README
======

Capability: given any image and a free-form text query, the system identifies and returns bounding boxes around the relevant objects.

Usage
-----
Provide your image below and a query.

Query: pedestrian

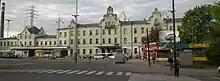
[143,46,147,62]
[152,52,156,64]
[168,56,173,70]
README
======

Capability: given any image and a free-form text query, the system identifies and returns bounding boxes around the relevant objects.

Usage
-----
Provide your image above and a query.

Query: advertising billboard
[159,30,180,43]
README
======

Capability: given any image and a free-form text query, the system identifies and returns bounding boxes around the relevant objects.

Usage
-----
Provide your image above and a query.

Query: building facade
[0,6,182,57]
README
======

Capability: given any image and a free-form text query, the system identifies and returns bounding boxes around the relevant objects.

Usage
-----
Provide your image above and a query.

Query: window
[60,40,62,44]
[177,25,181,31]
[45,41,47,45]
[78,31,80,36]
[108,38,111,44]
[96,39,98,44]
[83,39,86,44]
[124,38,127,44]
[15,41,17,45]
[103,39,105,44]
[89,49,92,54]
[0,42,2,46]
[29,41,32,45]
[96,49,99,53]
[90,39,92,44]
[89,30,92,35]
[141,27,144,33]
[83,30,86,36]
[25,35,27,39]
[59,32,62,37]
[134,48,137,54]
[114,29,117,34]
[54,41,56,45]
[7,42,10,46]
[134,28,137,33]
[71,31,73,36]
[41,41,43,45]
[24,41,26,45]
[20,36,22,39]
[134,37,137,43]
[114,38,117,43]
[64,40,67,44]
[11,41,13,45]
[96,30,98,35]
[170,26,172,30]
[108,29,111,35]
[83,49,86,54]
[49,41,52,45]
[64,32,67,37]
[103,29,105,35]
[124,28,127,34]
[71,39,74,44]
[36,41,38,45]
[78,39,80,44]
[78,49,80,54]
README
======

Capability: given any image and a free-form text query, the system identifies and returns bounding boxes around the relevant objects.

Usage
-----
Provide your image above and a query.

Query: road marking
[125,72,132,76]
[66,70,80,74]
[85,71,96,75]
[106,72,114,75]
[212,77,220,80]
[47,70,63,73]
[116,72,123,75]
[96,71,104,75]
[29,69,46,73]
[38,69,55,73]
[76,71,88,74]
[56,70,72,74]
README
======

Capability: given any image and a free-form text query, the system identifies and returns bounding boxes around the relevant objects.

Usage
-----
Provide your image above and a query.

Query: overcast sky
[3,0,219,37]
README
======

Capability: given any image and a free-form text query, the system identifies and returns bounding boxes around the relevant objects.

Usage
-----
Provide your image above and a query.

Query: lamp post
[73,0,79,63]
[171,0,179,77]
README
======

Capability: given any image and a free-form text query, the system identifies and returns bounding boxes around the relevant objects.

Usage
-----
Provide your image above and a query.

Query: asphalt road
[0,58,219,81]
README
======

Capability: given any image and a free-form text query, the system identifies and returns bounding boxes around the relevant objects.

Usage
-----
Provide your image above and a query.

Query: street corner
[128,73,201,81]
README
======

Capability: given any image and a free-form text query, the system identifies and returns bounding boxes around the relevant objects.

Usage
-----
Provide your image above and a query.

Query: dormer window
[25,32,27,34]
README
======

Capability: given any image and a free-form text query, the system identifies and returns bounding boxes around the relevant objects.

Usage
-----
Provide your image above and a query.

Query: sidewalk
[120,59,220,77]
[128,73,200,81]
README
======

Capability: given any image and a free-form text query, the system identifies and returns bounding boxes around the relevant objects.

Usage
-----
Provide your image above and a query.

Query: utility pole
[6,19,12,38]
[146,28,151,67]
[171,0,179,77]
[56,14,64,46]
[26,5,39,27]
[26,5,39,46]
[120,23,122,49]
[130,21,134,58]
[72,0,79,63]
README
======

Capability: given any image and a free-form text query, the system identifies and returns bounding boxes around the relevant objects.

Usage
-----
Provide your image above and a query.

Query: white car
[94,55,104,59]
[217,66,220,73]
[109,55,115,59]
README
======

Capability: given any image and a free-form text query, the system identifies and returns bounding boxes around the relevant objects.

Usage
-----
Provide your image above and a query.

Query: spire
[107,6,113,14]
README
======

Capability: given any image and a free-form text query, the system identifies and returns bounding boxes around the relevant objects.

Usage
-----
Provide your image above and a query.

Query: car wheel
[218,69,220,74]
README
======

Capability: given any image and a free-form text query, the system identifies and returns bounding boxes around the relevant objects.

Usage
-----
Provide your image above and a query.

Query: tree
[204,2,220,65]
[149,27,161,42]
[179,5,213,43]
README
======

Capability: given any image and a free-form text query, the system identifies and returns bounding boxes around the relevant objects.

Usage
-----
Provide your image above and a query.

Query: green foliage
[149,27,161,42]
[179,4,213,43]
[204,40,220,65]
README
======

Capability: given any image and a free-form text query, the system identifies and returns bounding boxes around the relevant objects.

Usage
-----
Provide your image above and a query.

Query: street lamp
[171,0,179,77]
[72,0,79,63]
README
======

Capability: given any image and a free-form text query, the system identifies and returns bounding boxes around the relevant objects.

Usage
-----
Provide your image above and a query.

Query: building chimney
[0,2,5,38]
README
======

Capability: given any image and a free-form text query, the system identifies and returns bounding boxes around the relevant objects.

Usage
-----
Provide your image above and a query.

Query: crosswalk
[0,69,132,76]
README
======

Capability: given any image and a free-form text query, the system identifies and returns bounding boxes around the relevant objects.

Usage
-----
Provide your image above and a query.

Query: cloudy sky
[3,0,219,37]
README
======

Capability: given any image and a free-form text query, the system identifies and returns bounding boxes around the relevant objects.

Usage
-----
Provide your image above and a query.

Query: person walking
[168,56,173,70]
[152,52,156,64]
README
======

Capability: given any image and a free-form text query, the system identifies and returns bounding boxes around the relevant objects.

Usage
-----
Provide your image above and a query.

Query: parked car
[94,55,104,59]
[217,66,220,73]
